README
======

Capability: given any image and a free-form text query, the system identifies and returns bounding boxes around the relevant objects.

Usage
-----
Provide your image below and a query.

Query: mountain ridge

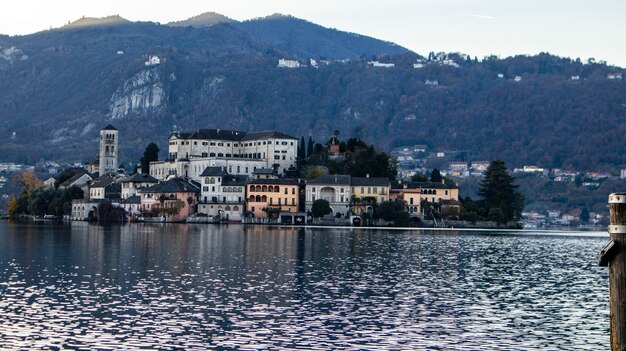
[0,16,623,172]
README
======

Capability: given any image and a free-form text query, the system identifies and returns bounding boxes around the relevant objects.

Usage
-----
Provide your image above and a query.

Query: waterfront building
[197,167,247,222]
[121,173,159,199]
[58,170,93,191]
[89,175,120,201]
[139,177,200,222]
[306,175,351,218]
[120,195,142,216]
[150,129,297,181]
[350,176,391,215]
[391,181,460,217]
[70,198,110,221]
[246,178,299,219]
[99,125,118,176]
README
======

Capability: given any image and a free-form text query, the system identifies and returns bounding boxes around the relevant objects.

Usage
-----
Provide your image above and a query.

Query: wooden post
[608,192,626,351]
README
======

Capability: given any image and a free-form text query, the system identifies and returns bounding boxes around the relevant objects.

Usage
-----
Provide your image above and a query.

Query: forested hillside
[0,15,624,171]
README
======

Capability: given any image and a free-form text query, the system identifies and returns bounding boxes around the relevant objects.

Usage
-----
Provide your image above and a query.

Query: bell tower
[99,124,118,175]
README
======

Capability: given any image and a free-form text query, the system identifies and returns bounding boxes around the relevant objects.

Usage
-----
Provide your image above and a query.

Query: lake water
[0,222,611,350]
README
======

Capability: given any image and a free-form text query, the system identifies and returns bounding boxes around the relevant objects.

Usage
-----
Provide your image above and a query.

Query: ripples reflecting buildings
[0,222,611,350]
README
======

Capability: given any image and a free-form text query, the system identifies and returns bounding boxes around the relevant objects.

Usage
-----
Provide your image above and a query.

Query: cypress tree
[307,136,314,157]
[299,136,306,159]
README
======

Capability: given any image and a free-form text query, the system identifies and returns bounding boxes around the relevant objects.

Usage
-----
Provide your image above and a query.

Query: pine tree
[430,169,443,183]
[298,136,306,159]
[478,160,524,223]
[140,142,160,174]
[307,136,314,157]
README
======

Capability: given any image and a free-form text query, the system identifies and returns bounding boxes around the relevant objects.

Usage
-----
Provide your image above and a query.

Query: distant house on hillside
[277,59,301,68]
[367,61,395,68]
[145,55,161,66]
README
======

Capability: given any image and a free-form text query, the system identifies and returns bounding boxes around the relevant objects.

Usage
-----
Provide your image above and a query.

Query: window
[282,156,285,160]
[312,187,316,192]
[284,188,288,194]
[290,142,294,145]
[218,143,224,146]
[268,141,272,144]
[275,156,280,160]
[445,190,449,195]
[269,198,273,205]
[312,195,315,201]
[368,187,371,194]
[194,142,197,145]
[291,198,295,205]
[410,197,414,205]
[282,141,288,145]
[278,198,281,205]
[373,187,378,194]
[292,188,295,195]
[340,188,344,193]
[210,142,216,146]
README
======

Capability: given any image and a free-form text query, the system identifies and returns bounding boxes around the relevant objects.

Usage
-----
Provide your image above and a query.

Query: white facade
[305,175,352,217]
[99,125,118,175]
[150,129,297,181]
[367,61,395,68]
[197,169,246,222]
[277,59,301,68]
[621,169,626,179]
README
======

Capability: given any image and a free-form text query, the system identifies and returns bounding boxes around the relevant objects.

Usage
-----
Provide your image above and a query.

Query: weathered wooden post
[599,192,626,351]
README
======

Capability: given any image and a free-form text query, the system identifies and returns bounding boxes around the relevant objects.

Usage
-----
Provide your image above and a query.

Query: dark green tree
[411,173,429,182]
[580,207,590,223]
[140,142,160,174]
[307,136,314,158]
[430,169,443,183]
[311,199,332,218]
[478,160,524,223]
[299,136,306,159]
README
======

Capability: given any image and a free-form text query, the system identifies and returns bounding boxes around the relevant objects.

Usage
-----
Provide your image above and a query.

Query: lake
[0,221,611,350]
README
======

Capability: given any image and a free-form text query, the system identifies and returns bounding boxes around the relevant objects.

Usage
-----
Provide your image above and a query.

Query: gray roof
[351,177,391,187]
[223,175,248,186]
[253,168,275,175]
[123,173,159,183]
[91,175,116,188]
[122,195,141,204]
[102,124,118,131]
[142,178,200,194]
[60,172,92,187]
[170,129,297,141]
[392,181,458,190]
[241,131,297,141]
[200,166,228,177]
[308,174,351,185]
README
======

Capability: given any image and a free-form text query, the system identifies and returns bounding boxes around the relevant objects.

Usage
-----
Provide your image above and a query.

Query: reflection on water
[0,222,610,350]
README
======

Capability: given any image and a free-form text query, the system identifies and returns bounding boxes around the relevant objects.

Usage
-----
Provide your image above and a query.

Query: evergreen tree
[478,160,524,223]
[430,169,443,183]
[307,136,314,157]
[140,142,160,174]
[299,136,306,159]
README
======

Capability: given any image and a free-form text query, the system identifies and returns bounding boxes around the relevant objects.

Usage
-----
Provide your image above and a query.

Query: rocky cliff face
[108,68,165,120]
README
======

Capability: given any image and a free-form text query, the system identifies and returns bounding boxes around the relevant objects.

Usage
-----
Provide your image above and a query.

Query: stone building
[306,175,352,218]
[99,125,118,175]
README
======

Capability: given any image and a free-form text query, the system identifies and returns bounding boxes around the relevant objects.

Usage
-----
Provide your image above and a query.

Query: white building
[367,61,395,68]
[621,169,626,179]
[150,129,298,181]
[514,76,522,82]
[121,173,159,199]
[277,59,301,68]
[145,55,160,66]
[448,162,468,171]
[471,161,491,172]
[99,124,118,176]
[306,175,351,217]
[70,199,109,221]
[197,166,247,222]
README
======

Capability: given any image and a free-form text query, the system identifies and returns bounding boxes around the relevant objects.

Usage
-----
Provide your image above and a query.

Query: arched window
[249,195,255,202]
[268,185,273,192]
[262,185,268,192]
[225,206,231,211]
[275,186,280,193]
[237,166,241,173]
[233,206,239,211]
[255,195,262,202]
[262,195,267,202]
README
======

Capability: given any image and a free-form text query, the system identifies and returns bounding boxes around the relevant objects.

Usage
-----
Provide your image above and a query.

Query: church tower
[99,124,118,175]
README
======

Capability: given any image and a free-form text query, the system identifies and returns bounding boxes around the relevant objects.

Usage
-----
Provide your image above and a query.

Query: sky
[1,0,625,67]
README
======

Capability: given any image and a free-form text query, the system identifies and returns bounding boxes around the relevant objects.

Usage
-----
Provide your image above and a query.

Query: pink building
[140,178,200,222]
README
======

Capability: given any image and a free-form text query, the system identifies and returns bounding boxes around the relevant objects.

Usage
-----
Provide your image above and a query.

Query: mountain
[0,15,624,173]
[238,14,408,59]
[167,12,235,27]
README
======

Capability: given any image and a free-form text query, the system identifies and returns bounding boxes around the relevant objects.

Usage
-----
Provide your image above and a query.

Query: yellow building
[390,181,460,217]
[350,177,391,215]
[246,179,300,218]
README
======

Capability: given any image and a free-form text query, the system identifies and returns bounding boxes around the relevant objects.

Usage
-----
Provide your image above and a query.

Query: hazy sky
[1,0,625,66]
